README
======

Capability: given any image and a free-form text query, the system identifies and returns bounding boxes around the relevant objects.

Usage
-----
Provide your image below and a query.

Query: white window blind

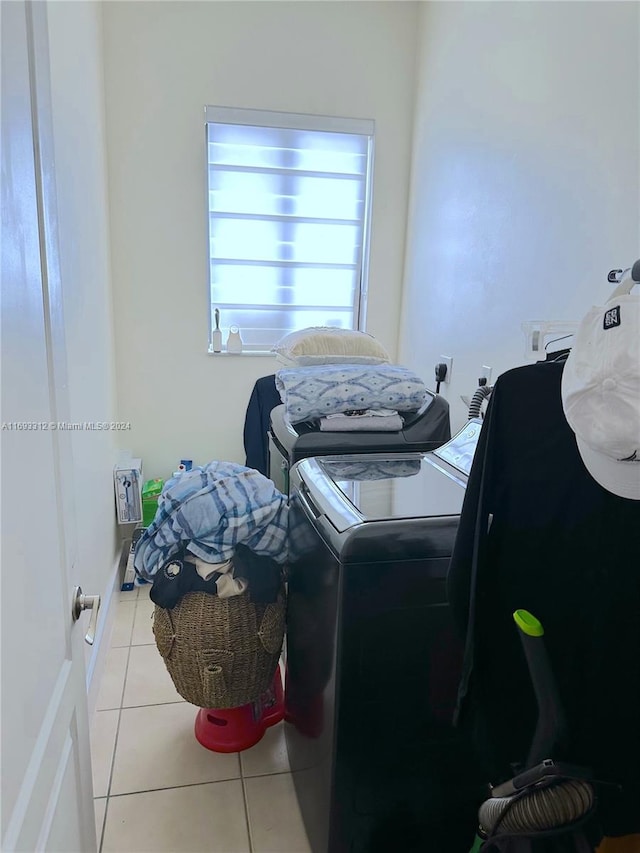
[205,107,374,352]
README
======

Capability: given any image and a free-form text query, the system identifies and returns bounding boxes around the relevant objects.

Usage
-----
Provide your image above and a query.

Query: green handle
[512,608,566,766]
[513,608,544,637]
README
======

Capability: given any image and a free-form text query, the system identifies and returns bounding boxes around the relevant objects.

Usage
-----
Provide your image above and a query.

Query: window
[205,107,375,352]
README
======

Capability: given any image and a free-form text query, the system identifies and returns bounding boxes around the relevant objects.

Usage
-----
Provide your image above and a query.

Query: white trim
[85,547,124,716]
[204,105,374,137]
[357,134,375,330]
[207,348,278,357]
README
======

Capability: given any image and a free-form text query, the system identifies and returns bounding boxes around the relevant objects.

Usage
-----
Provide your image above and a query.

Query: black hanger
[545,349,571,363]
[543,334,572,362]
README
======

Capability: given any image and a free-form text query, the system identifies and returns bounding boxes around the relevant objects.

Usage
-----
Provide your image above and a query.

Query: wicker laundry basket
[152,587,286,709]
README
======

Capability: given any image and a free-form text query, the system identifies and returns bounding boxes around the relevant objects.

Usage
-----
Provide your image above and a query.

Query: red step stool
[194,668,284,753]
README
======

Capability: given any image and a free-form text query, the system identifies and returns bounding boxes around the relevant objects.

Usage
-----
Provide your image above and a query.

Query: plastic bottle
[226,326,243,353]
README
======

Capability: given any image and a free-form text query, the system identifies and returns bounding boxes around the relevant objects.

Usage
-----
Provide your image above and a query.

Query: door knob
[72,586,101,646]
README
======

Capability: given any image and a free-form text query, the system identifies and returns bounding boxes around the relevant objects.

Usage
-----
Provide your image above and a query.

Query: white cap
[561,275,640,500]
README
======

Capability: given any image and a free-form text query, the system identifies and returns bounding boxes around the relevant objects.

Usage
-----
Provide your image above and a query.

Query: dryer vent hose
[468,384,493,420]
[478,778,594,837]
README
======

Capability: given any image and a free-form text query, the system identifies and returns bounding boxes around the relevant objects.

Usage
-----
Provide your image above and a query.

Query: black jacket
[447,361,640,837]
[243,374,282,475]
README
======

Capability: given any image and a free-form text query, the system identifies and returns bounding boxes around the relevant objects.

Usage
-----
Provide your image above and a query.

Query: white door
[1,1,96,850]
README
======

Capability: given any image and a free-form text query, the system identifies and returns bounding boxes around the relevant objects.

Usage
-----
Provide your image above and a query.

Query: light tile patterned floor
[92,584,311,853]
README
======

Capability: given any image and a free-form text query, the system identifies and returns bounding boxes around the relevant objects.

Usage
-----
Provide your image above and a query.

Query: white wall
[400,1,639,432]
[101,0,419,479]
[47,2,119,610]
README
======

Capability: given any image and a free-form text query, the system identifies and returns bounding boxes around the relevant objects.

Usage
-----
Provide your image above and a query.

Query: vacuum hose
[468,383,492,419]
[476,611,595,846]
[478,778,594,836]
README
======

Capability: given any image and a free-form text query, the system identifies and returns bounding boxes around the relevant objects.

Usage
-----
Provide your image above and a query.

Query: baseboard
[85,544,127,717]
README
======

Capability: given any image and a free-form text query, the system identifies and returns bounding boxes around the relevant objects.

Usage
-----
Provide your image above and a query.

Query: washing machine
[284,420,485,853]
[268,390,451,494]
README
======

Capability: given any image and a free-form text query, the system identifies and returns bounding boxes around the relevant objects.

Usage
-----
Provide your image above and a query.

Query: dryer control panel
[432,418,483,477]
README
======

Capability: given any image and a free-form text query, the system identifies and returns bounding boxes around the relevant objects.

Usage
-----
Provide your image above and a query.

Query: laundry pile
[148,544,282,609]
[133,460,288,606]
[275,362,429,432]
[269,325,429,433]
[134,462,288,709]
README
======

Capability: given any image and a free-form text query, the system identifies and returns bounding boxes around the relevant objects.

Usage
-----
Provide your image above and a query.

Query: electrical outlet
[481,365,492,384]
[439,355,453,384]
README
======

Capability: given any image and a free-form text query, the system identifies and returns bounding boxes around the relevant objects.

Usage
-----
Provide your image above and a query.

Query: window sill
[207,349,276,357]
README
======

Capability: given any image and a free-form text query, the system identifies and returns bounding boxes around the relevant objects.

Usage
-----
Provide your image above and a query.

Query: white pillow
[272,327,390,366]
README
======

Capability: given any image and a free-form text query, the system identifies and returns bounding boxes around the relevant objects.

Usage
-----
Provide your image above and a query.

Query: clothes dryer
[269,391,451,494]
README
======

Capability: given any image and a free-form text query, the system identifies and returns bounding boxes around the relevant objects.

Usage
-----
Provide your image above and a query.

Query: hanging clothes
[447,361,640,838]
[243,374,282,475]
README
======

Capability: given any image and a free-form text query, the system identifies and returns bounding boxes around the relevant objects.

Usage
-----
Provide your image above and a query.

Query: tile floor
[91,583,311,853]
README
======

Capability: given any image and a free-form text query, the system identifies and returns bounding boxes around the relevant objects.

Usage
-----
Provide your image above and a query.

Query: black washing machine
[284,420,485,852]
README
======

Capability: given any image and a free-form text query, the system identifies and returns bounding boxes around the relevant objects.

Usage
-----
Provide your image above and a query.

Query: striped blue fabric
[134,461,288,579]
[322,458,422,480]
[275,363,427,424]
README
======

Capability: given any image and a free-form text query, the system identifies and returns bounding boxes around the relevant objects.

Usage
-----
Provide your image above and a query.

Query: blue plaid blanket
[275,363,427,424]
[134,461,288,579]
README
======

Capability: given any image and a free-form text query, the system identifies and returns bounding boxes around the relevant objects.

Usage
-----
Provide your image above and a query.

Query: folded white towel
[324,407,399,419]
[319,412,403,432]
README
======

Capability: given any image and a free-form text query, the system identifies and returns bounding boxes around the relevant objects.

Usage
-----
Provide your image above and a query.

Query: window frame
[204,105,375,354]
